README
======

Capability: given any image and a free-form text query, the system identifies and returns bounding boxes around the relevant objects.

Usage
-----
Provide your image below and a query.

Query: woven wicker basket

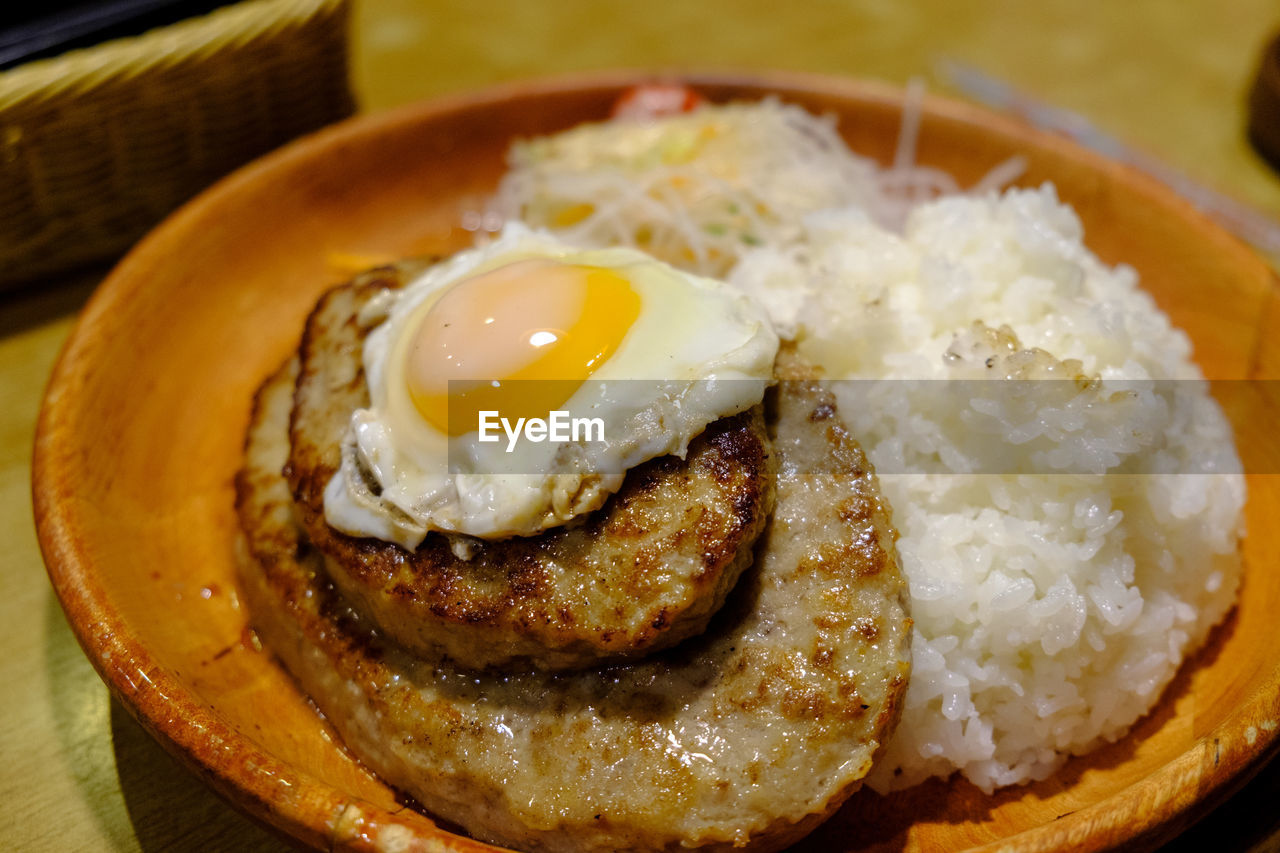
[0,0,354,287]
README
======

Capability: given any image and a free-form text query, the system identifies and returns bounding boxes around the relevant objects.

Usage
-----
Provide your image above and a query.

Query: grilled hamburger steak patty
[287,268,776,672]
[239,356,912,852]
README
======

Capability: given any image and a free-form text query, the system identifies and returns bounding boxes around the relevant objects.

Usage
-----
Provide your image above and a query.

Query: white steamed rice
[730,188,1245,792]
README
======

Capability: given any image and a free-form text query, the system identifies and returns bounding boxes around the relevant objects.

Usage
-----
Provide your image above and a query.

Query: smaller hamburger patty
[238,356,911,852]
[287,267,775,671]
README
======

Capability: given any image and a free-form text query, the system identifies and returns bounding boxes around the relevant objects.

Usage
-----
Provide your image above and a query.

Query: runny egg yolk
[405,257,642,436]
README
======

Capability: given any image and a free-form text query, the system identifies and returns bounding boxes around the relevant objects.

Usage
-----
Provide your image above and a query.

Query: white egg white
[325,224,779,547]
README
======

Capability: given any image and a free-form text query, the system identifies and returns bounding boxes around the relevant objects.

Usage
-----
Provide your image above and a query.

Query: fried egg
[325,225,778,547]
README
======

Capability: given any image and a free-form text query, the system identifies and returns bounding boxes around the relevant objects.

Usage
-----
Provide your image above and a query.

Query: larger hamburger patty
[238,355,912,852]
[286,267,775,672]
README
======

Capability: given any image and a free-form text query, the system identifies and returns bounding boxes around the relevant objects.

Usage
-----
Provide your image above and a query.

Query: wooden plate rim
[31,68,1280,852]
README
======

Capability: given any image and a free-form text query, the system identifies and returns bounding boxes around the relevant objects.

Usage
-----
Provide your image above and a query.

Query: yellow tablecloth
[6,1,1280,849]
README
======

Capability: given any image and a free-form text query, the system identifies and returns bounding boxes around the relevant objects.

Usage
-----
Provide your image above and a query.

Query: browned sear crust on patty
[286,267,775,671]
[238,355,911,853]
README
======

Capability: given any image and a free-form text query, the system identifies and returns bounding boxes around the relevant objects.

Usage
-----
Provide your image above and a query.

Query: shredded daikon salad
[487,85,1025,274]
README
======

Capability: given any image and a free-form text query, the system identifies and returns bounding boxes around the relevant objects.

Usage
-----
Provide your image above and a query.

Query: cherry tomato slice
[612,83,705,120]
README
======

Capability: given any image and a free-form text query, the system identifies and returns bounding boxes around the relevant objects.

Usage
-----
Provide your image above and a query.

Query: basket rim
[0,0,348,108]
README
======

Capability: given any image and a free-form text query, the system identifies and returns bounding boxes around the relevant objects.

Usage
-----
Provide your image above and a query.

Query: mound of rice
[731,188,1245,792]
[490,100,1247,793]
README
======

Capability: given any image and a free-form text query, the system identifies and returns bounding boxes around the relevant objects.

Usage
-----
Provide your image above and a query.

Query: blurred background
[353,0,1280,218]
[4,0,1280,850]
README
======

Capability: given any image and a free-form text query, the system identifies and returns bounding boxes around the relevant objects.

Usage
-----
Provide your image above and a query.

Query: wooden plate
[32,70,1280,852]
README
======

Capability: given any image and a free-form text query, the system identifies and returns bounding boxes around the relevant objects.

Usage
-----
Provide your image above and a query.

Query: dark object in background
[0,0,354,289]
[1250,31,1280,173]
[0,0,238,70]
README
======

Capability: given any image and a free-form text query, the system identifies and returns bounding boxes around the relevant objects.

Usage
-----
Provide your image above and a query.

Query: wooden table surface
[6,1,1280,850]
